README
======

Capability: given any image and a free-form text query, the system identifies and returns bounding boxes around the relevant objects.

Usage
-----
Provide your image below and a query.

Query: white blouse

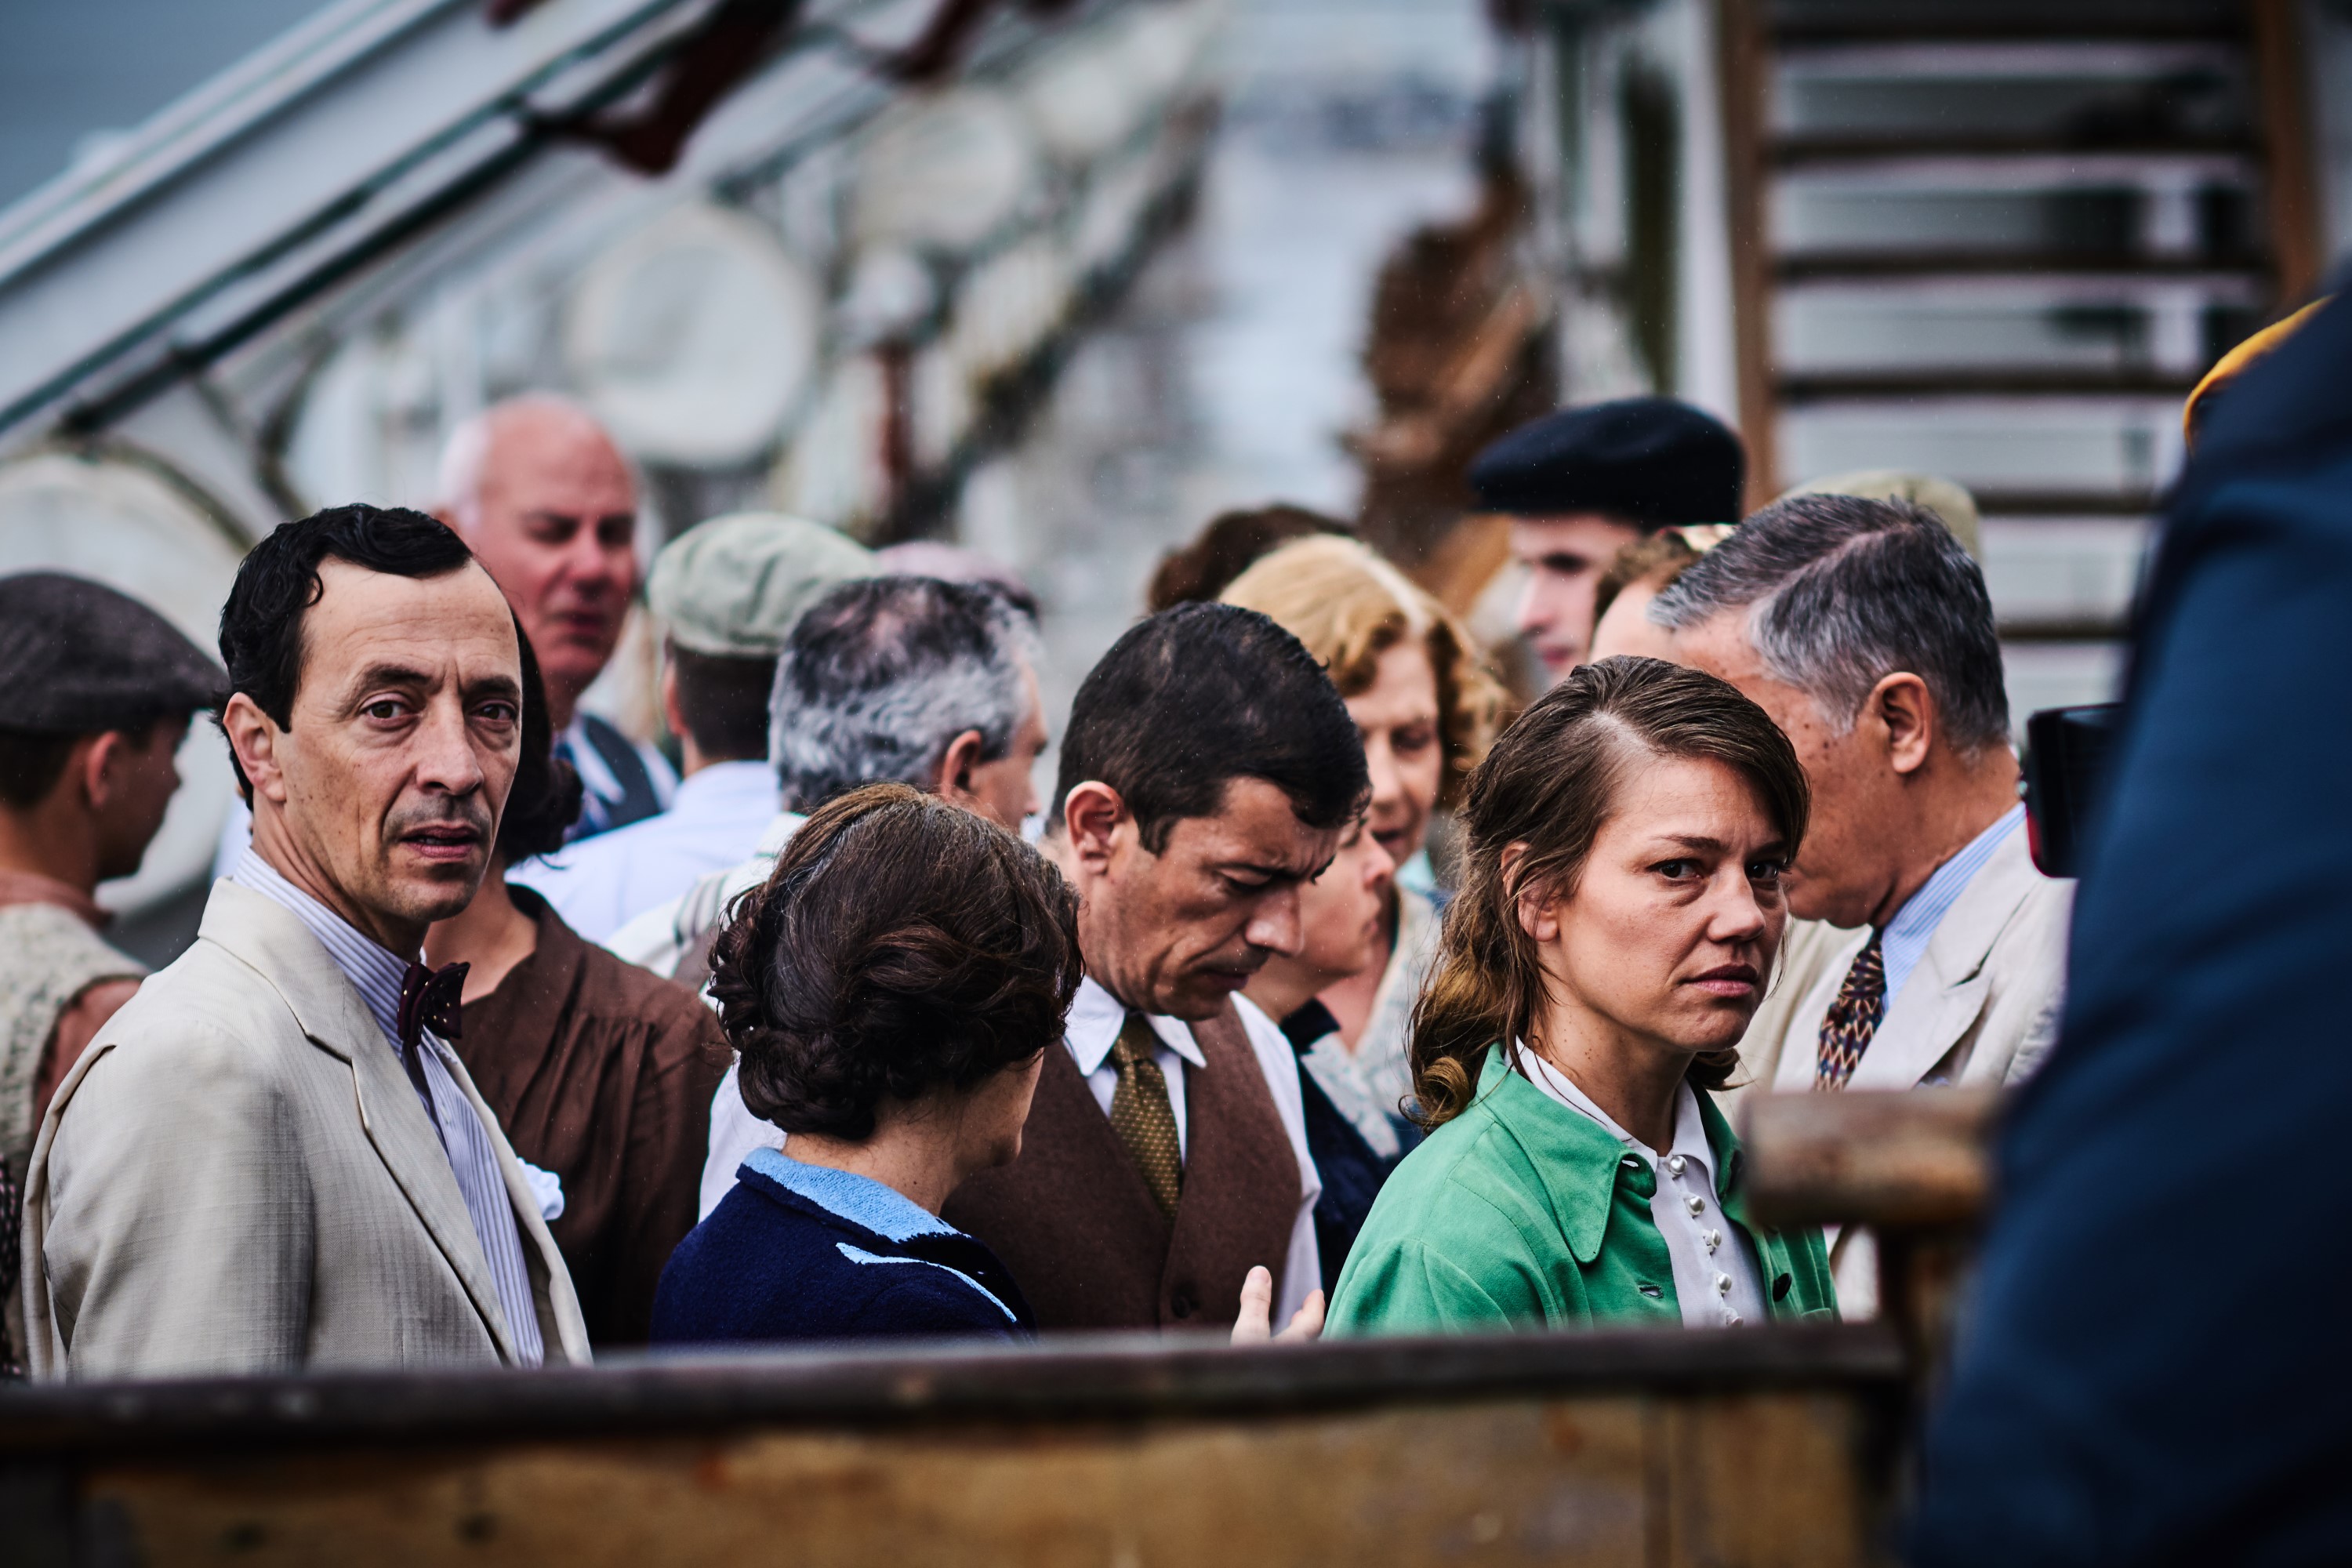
[1515,1048,1768,1329]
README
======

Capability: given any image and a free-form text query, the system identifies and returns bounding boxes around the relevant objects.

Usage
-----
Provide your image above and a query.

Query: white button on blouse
[1515,1047,1770,1330]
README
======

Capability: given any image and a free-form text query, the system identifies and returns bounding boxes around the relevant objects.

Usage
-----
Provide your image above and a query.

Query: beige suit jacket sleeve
[34,1022,314,1377]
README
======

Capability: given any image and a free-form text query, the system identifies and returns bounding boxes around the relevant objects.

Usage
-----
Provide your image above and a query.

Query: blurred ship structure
[8,0,2352,948]
[0,0,1225,951]
[1480,0,2352,713]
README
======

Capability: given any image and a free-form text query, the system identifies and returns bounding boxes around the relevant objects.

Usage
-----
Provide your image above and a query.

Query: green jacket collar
[1468,1045,1750,1264]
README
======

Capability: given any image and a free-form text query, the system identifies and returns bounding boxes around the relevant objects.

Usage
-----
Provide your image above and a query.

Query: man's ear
[658,660,688,742]
[75,732,124,811]
[221,692,291,806]
[1061,780,1127,873]
[934,728,986,805]
[1500,842,1559,942]
[1869,672,1936,777]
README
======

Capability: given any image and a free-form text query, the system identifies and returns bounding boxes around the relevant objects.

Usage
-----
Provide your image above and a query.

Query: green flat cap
[1780,469,1981,560]
[648,512,878,657]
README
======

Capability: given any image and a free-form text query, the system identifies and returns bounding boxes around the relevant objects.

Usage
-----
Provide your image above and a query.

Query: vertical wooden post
[1715,0,1777,510]
[2249,0,2323,309]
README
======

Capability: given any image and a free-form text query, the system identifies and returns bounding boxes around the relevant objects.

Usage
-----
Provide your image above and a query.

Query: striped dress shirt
[230,851,544,1365]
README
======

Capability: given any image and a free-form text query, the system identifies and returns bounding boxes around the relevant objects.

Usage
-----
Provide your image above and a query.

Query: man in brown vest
[946,603,1371,1334]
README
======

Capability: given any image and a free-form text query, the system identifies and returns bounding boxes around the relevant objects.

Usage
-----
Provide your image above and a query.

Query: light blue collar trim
[1881,805,2023,1007]
[835,1244,1018,1323]
[745,1146,956,1243]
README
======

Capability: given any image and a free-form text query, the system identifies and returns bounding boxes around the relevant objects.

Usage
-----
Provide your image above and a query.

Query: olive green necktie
[1109,1012,1183,1219]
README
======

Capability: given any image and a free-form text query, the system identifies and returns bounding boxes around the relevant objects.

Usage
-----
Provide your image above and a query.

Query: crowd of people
[0,372,2088,1377]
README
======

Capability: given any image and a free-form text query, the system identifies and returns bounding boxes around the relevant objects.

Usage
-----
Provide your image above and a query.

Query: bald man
[437,396,674,840]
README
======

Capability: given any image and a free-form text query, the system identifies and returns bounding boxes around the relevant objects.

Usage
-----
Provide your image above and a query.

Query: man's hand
[1230,1265,1326,1345]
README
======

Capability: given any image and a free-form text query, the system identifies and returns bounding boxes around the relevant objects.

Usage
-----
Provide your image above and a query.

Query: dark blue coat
[1908,294,2352,1565]
[652,1148,1035,1347]
[1280,1000,1419,1296]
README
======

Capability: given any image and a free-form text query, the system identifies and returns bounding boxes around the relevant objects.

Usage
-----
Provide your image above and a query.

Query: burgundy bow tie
[397,961,469,1048]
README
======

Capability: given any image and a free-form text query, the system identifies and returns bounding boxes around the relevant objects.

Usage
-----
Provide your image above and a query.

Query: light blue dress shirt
[512,760,780,942]
[1879,806,2025,1010]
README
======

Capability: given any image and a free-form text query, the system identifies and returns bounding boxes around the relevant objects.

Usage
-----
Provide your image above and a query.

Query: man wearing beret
[1469,396,1746,682]
[0,572,227,1377]
[513,513,877,943]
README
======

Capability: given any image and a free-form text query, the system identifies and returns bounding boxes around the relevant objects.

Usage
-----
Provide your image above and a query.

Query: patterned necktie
[1814,935,1886,1092]
[397,960,469,1110]
[1108,1013,1184,1219]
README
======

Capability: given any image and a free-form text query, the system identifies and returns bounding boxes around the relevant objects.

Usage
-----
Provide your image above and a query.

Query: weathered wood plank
[78,1392,1875,1567]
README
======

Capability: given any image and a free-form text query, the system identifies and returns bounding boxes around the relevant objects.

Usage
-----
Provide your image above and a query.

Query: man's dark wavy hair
[498,624,585,864]
[1051,601,1370,851]
[707,782,1083,1141]
[216,504,475,798]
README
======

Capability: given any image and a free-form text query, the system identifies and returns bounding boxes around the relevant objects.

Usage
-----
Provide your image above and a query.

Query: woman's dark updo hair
[496,621,585,864]
[707,782,1083,1141]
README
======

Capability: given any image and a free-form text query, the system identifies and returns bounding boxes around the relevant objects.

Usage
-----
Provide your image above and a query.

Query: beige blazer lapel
[201,883,520,1362]
[1846,829,2039,1092]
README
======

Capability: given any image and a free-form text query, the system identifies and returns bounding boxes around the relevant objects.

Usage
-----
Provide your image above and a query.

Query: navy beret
[0,572,228,733]
[1469,397,1745,527]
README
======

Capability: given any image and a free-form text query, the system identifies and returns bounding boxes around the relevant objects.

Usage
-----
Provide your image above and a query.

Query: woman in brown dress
[426,630,728,1346]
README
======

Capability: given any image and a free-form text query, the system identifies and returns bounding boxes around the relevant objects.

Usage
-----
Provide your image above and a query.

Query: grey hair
[1647,493,2010,752]
[769,575,1038,810]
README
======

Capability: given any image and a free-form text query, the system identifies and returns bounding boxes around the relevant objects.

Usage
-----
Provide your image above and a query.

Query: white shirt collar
[1065,975,1207,1074]
[753,810,806,856]
[670,759,782,814]
[1517,1044,1715,1178]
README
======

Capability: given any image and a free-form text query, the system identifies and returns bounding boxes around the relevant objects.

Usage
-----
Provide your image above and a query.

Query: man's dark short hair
[0,728,86,811]
[1054,602,1370,852]
[498,624,585,864]
[670,644,775,764]
[0,719,184,811]
[1650,493,2011,752]
[216,505,476,795]
[710,782,1082,1142]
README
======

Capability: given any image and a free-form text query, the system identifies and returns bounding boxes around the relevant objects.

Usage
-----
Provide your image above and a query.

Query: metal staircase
[1718,0,2322,681]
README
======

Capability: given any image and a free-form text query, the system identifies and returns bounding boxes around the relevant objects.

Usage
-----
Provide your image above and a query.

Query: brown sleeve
[34,975,141,1131]
[608,997,730,1343]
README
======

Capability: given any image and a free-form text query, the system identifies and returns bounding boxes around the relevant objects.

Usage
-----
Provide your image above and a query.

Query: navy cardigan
[1279,1000,1419,1296]
[652,1148,1035,1346]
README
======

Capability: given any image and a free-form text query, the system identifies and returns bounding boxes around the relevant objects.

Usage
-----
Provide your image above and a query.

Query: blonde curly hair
[1221,534,1506,810]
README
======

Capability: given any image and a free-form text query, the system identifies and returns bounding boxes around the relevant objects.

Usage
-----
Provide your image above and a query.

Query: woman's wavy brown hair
[1221,534,1506,811]
[1409,656,1809,1128]
[706,782,1083,1141]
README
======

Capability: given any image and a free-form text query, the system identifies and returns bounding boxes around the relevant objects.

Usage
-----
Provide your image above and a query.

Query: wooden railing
[0,1091,1999,1568]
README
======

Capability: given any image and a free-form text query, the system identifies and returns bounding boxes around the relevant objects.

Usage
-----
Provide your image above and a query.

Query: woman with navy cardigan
[652,783,1080,1345]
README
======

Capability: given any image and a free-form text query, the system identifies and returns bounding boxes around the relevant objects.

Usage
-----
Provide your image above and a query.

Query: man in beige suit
[22,504,590,1377]
[1653,492,2070,1316]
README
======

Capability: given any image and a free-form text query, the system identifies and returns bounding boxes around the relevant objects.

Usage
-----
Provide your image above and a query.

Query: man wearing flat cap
[1470,396,1746,682]
[513,512,877,943]
[0,572,226,1377]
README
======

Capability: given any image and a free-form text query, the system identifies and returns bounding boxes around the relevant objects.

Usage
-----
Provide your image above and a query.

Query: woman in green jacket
[1327,658,1836,1335]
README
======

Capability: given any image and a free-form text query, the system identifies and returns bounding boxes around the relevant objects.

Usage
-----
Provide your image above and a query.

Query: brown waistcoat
[943,1003,1299,1331]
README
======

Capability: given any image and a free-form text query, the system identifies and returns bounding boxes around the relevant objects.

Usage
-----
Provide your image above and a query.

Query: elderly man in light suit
[1655,492,2070,1318]
[21,504,590,1377]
